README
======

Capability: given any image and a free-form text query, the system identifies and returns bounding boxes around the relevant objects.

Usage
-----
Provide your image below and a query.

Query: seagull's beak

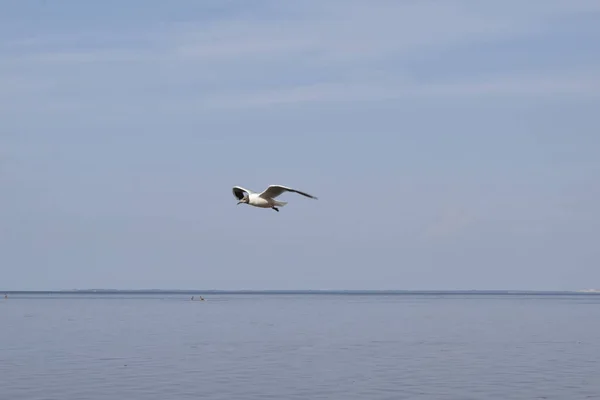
[237,200,243,205]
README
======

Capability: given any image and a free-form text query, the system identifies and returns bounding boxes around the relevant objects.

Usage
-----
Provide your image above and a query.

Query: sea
[1,291,599,399]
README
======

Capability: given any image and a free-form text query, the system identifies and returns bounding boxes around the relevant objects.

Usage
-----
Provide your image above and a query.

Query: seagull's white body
[232,184,318,212]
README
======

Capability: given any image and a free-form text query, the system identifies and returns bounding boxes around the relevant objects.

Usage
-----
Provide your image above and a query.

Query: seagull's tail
[274,200,288,207]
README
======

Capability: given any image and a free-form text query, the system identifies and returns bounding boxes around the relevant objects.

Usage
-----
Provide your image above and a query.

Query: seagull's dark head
[237,196,249,205]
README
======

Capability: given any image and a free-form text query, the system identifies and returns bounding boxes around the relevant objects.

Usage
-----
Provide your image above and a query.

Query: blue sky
[1,0,599,291]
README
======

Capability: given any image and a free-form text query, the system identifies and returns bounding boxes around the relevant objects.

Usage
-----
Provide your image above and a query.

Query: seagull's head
[237,196,249,205]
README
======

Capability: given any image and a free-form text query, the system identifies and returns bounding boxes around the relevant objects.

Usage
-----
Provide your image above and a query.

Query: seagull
[232,184,318,212]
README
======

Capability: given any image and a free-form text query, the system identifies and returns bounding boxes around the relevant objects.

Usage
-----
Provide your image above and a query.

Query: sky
[1,0,599,291]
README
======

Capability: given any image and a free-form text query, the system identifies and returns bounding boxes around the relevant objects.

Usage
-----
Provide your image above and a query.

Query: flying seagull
[232,184,318,212]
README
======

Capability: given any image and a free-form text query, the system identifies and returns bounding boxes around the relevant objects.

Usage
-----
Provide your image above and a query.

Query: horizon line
[2,288,600,294]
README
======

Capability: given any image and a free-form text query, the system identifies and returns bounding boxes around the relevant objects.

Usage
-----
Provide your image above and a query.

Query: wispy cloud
[423,206,474,240]
[196,71,600,110]
[1,0,599,115]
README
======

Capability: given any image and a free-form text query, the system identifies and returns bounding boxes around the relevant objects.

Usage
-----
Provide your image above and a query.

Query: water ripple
[1,294,600,399]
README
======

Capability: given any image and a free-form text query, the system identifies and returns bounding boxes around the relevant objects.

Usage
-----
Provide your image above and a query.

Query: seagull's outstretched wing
[259,185,318,200]
[232,186,253,200]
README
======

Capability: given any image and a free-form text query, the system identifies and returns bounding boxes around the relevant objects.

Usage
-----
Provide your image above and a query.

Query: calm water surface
[1,294,599,399]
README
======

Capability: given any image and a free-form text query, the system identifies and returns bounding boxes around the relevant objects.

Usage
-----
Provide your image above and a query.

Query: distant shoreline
[2,289,600,295]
